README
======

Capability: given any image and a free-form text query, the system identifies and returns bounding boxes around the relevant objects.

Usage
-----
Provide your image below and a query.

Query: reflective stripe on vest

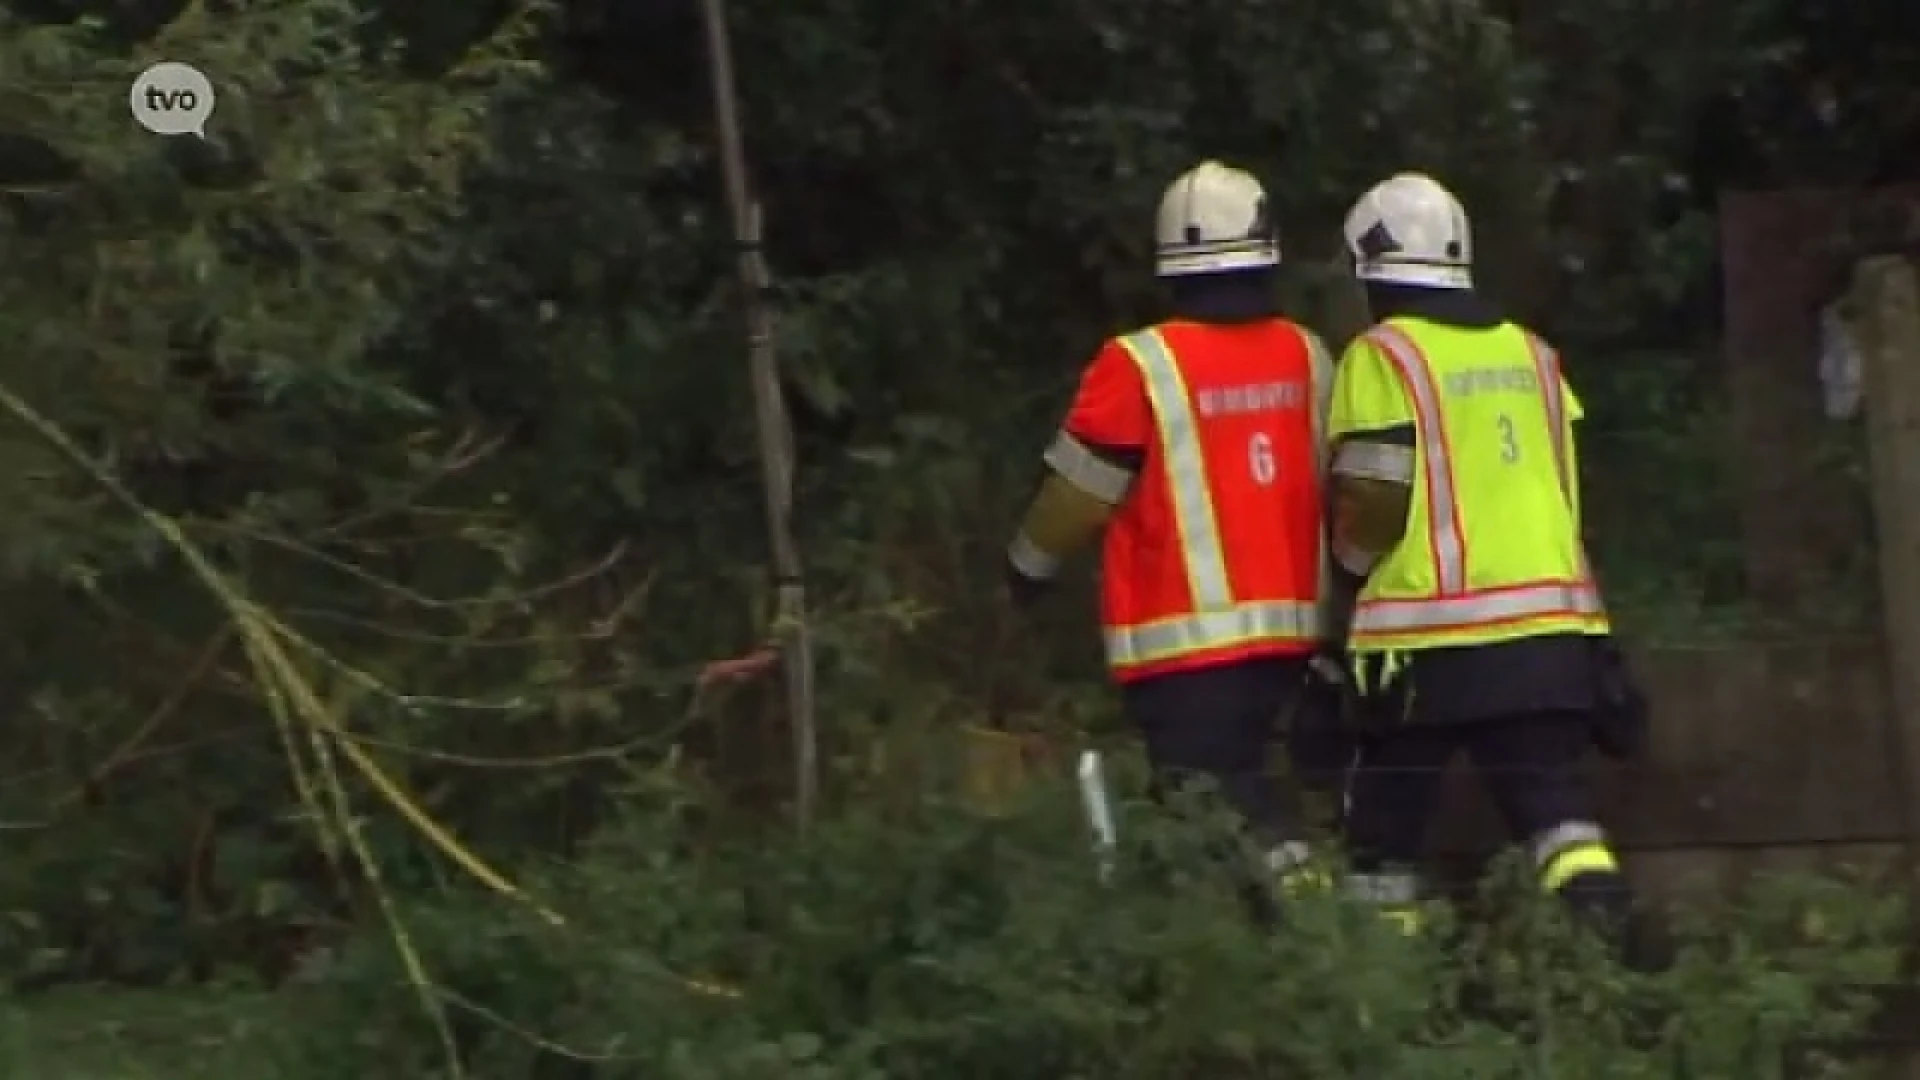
[1521,332,1599,585]
[1103,329,1318,667]
[1308,332,1333,476]
[1119,329,1232,609]
[1523,333,1572,496]
[1352,325,1602,636]
[1106,600,1319,665]
[1367,326,1466,594]
[1307,333,1335,604]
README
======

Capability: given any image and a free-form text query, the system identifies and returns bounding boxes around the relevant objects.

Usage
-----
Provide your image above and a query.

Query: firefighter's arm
[1005,342,1148,596]
[1325,335,1417,584]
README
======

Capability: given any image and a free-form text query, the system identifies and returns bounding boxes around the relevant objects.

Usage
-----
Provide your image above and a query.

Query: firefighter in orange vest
[1002,160,1333,903]
[1318,172,1650,935]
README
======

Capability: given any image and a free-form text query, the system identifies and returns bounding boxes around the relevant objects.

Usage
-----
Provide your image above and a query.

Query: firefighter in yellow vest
[1318,172,1650,934]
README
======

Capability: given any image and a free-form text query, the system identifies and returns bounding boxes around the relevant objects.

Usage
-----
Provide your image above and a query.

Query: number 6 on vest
[1248,432,1277,485]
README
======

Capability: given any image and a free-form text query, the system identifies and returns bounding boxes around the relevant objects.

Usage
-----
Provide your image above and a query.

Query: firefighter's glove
[1590,637,1651,760]
[1305,649,1356,727]
[1001,560,1048,610]
[1287,650,1356,785]
[1307,650,1347,693]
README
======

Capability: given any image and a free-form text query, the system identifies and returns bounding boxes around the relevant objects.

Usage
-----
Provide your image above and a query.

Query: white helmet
[1342,172,1472,289]
[1154,161,1280,277]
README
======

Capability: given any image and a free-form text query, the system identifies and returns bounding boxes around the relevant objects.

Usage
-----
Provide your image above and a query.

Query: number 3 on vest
[1496,414,1520,463]
[1248,432,1277,485]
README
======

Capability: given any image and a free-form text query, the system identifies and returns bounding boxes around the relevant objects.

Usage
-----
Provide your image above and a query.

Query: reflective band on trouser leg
[1347,870,1423,934]
[1365,326,1465,594]
[1117,330,1234,610]
[1269,842,1335,898]
[1379,908,1424,935]
[1533,821,1619,893]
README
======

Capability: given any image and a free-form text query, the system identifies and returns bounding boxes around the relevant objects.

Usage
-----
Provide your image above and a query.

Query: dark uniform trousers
[1342,709,1596,866]
[1338,633,1630,921]
[1121,655,1310,852]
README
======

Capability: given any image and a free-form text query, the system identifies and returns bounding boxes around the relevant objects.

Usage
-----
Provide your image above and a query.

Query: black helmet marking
[1356,221,1400,259]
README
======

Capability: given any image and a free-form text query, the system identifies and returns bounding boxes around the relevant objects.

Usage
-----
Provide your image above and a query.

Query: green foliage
[0,0,587,987]
[0,795,1900,1077]
[1,0,536,567]
[264,781,1900,1079]
[0,987,296,1078]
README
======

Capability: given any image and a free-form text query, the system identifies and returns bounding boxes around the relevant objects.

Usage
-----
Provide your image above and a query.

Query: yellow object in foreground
[1378,906,1424,935]
[960,725,1052,815]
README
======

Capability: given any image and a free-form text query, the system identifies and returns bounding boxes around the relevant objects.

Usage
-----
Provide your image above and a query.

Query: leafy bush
[290,766,1901,1079]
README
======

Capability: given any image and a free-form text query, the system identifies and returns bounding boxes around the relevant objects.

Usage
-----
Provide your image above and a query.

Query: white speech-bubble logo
[129,61,215,138]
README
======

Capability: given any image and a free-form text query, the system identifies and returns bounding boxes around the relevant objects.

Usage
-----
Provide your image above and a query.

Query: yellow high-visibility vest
[1328,316,1610,652]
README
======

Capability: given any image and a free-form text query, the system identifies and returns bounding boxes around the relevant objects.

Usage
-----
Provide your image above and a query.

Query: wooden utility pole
[1855,255,1920,904]
[697,0,818,828]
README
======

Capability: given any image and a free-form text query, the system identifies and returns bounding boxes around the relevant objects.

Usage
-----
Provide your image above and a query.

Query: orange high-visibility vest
[1097,320,1328,681]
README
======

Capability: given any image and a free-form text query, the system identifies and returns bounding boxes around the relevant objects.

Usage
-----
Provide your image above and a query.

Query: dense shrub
[282,768,1901,1079]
